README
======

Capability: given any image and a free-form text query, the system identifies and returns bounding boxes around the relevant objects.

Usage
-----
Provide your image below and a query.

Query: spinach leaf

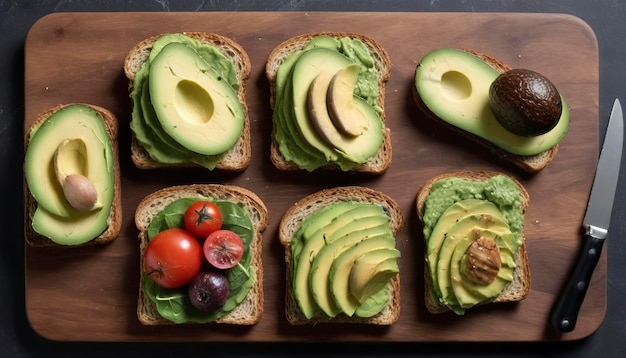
[143,196,256,323]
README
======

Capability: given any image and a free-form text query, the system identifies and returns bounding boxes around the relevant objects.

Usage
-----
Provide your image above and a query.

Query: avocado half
[24,104,115,245]
[414,48,569,156]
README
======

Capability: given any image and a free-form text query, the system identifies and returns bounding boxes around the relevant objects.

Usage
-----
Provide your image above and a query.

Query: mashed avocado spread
[423,175,524,240]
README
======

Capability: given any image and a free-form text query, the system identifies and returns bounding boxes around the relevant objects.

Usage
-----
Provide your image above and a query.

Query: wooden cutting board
[23,12,601,342]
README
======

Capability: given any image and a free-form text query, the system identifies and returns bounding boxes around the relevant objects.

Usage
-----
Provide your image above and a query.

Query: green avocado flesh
[143,197,255,324]
[130,33,243,168]
[290,202,399,319]
[273,36,384,171]
[421,176,525,315]
[414,48,569,156]
[24,104,114,245]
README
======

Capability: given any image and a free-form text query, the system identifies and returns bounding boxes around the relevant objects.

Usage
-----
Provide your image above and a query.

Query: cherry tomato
[143,228,202,289]
[183,201,223,239]
[203,230,244,270]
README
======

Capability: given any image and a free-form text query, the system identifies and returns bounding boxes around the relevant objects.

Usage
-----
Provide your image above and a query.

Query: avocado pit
[489,69,562,137]
[53,138,101,212]
[462,236,501,285]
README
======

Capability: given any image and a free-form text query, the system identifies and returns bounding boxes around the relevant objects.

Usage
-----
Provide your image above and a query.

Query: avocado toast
[124,32,251,171]
[23,103,122,247]
[279,186,403,325]
[413,48,569,173]
[266,32,392,173]
[416,170,531,315]
[134,184,268,325]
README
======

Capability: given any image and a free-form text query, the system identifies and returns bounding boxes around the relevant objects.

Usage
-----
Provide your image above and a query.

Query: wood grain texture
[23,12,600,342]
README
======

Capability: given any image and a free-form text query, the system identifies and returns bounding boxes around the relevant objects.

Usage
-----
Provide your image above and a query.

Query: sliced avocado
[303,36,340,51]
[273,37,383,171]
[149,42,244,156]
[348,247,400,304]
[449,231,517,311]
[329,242,399,317]
[290,47,355,162]
[277,71,328,166]
[272,49,329,169]
[434,214,511,313]
[329,237,396,316]
[24,104,114,245]
[354,282,392,318]
[293,202,361,261]
[291,202,368,319]
[307,65,383,163]
[309,218,392,317]
[327,64,368,137]
[296,202,358,239]
[292,203,390,319]
[414,48,569,156]
[426,199,503,280]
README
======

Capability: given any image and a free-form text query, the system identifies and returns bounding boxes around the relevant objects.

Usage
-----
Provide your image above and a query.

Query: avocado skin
[489,69,562,137]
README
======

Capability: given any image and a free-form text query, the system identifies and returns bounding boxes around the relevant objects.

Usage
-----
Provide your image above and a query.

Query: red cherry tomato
[203,230,244,270]
[143,228,202,289]
[183,201,223,239]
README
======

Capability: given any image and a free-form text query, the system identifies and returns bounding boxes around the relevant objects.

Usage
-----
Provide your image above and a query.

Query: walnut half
[462,236,501,285]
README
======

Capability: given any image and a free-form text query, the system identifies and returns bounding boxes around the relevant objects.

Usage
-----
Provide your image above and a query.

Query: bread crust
[23,103,122,247]
[266,32,392,174]
[415,170,531,314]
[134,184,267,326]
[124,32,251,171]
[279,186,403,325]
[412,49,560,173]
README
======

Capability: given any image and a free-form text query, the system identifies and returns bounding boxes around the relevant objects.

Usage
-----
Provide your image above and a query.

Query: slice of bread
[23,103,122,247]
[412,49,560,173]
[416,170,531,314]
[266,32,392,174]
[134,184,268,325]
[278,186,404,325]
[124,32,251,171]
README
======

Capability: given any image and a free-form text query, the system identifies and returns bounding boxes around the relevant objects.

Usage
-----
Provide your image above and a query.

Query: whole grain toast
[266,32,393,174]
[134,184,267,325]
[278,186,403,325]
[412,49,560,173]
[124,32,251,171]
[415,170,531,314]
[23,103,122,247]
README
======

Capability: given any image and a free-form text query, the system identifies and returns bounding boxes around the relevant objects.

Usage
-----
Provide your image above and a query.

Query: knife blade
[550,98,623,333]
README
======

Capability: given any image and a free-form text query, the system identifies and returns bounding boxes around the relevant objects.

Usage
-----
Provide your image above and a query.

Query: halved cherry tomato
[143,228,202,289]
[203,230,244,270]
[183,201,223,239]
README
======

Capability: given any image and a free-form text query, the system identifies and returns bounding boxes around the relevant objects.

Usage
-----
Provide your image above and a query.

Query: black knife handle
[550,234,605,332]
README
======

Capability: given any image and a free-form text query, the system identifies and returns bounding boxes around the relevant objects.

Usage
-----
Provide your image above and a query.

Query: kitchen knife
[550,98,623,333]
